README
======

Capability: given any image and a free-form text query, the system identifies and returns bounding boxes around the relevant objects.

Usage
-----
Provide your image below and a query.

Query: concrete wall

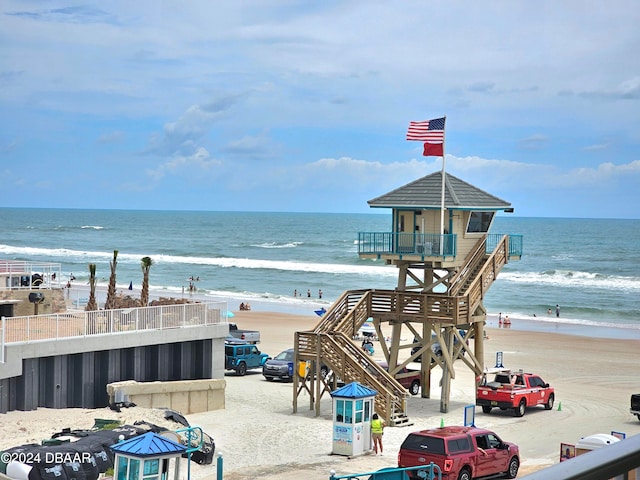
[107,378,226,414]
[0,288,67,316]
[0,323,229,414]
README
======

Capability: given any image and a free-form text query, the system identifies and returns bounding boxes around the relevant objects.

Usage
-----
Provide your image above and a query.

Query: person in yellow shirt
[371,413,386,455]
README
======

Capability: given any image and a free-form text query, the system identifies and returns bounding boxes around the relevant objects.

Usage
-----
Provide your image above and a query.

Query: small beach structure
[0,260,63,317]
[330,382,377,457]
[295,170,522,423]
[110,431,187,480]
[575,433,621,455]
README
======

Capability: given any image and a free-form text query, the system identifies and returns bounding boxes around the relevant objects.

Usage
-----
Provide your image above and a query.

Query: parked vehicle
[476,369,554,417]
[631,393,640,421]
[228,322,260,343]
[411,329,467,363]
[263,348,331,382]
[398,425,519,480]
[377,361,421,395]
[225,342,270,376]
[263,348,295,381]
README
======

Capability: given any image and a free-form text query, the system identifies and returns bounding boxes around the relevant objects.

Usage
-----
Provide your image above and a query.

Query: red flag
[406,117,445,157]
[423,142,444,157]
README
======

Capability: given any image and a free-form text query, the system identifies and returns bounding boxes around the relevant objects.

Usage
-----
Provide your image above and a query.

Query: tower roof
[110,431,187,458]
[367,172,511,210]
[330,381,377,398]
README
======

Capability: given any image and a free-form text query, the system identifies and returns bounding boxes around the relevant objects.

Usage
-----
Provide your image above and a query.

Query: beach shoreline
[64,282,640,341]
[1,308,639,479]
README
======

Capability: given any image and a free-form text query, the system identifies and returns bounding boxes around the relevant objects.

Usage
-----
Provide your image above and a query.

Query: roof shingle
[367,172,511,210]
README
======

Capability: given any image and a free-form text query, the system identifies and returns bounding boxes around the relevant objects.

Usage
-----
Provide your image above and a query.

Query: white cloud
[1,1,639,216]
[146,147,221,182]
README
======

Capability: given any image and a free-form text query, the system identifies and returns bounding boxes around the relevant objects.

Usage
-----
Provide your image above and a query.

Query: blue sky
[1,2,639,219]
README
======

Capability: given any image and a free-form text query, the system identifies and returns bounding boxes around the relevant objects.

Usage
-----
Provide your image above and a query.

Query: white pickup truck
[228,323,261,344]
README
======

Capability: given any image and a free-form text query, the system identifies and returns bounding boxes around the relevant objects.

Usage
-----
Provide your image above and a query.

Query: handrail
[298,331,408,422]
[449,236,487,296]
[357,232,457,257]
[520,432,640,480]
[463,235,509,316]
[0,302,225,345]
[330,463,442,479]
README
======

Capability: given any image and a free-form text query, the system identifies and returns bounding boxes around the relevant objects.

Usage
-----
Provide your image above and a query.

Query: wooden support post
[474,321,485,375]
[440,327,454,413]
[397,262,408,290]
[421,321,433,399]
[389,323,402,368]
[315,334,322,417]
[293,332,299,414]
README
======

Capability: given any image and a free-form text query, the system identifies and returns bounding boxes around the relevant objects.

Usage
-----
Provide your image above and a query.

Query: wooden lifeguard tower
[294,171,522,424]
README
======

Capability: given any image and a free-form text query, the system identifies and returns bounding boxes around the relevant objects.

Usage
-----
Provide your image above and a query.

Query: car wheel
[545,393,555,410]
[515,399,526,417]
[457,468,471,480]
[237,362,247,376]
[409,380,420,395]
[482,406,492,414]
[320,365,330,379]
[505,456,520,478]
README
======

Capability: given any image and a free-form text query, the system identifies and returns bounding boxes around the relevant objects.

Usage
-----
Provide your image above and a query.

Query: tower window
[467,211,494,233]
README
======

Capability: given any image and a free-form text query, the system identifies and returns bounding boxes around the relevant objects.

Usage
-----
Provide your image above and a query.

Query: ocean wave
[250,241,303,249]
[0,244,398,277]
[488,309,640,332]
[80,225,104,230]
[500,270,640,292]
[152,253,398,277]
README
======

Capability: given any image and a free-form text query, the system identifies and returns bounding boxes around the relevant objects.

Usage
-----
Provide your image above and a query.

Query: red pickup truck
[476,369,555,417]
[377,361,421,395]
[398,425,520,480]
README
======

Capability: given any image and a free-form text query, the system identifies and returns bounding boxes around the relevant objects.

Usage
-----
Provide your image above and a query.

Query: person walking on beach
[371,413,385,455]
[556,304,560,318]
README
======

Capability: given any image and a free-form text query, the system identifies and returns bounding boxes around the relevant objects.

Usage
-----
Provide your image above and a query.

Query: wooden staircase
[294,235,512,424]
[297,329,411,425]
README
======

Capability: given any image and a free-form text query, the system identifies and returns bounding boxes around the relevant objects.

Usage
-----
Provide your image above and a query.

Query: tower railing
[0,301,226,347]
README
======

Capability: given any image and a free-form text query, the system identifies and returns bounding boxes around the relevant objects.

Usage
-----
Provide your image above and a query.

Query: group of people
[548,304,560,317]
[498,304,562,327]
[239,302,251,311]
[498,312,511,327]
[293,288,322,299]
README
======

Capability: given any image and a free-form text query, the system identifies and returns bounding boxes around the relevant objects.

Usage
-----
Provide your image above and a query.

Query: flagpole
[440,116,447,252]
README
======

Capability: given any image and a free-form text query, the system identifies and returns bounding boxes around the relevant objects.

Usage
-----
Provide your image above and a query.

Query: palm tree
[86,263,98,311]
[104,250,119,309]
[140,256,154,307]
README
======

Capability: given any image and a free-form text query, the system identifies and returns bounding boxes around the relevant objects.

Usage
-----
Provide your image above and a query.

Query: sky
[1,1,639,219]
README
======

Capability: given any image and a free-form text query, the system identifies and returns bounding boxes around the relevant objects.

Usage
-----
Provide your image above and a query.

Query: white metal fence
[0,301,227,363]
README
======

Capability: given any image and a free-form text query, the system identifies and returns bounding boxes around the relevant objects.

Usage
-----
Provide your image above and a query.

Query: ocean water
[1,208,639,338]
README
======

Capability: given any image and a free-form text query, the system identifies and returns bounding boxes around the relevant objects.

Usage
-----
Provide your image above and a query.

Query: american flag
[406,117,446,142]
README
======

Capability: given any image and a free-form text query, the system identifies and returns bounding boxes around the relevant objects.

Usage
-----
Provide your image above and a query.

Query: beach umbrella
[314,308,326,317]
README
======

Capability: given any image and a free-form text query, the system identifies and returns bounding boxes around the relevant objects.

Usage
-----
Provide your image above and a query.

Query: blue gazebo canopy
[330,381,377,399]
[110,432,187,458]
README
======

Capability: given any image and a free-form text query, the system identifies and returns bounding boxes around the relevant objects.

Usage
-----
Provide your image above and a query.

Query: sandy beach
[2,310,639,479]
